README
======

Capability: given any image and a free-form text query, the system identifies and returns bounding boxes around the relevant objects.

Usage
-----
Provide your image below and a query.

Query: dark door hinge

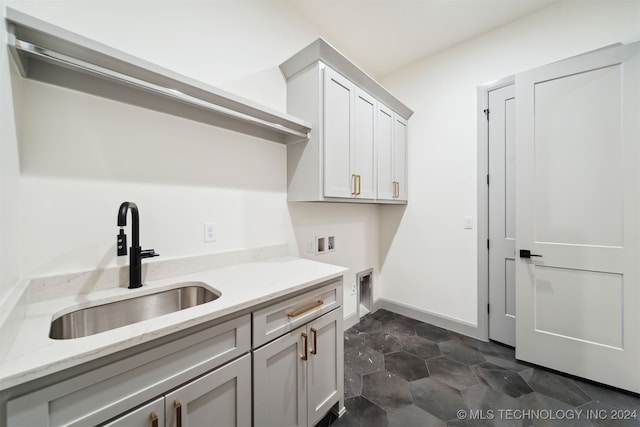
[483,108,490,120]
[487,239,490,250]
[487,174,489,185]
[487,303,490,314]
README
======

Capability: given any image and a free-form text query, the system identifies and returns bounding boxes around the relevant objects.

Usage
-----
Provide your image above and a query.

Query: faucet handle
[141,249,159,259]
[117,229,127,256]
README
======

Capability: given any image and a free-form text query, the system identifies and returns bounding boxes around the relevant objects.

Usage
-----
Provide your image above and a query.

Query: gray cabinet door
[253,325,307,427]
[306,309,343,427]
[165,354,252,427]
[103,397,164,427]
[324,66,355,199]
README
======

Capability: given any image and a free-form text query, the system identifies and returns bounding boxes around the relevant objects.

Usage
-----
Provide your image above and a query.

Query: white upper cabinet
[281,38,412,204]
[378,103,408,201]
[353,87,377,200]
[323,67,355,198]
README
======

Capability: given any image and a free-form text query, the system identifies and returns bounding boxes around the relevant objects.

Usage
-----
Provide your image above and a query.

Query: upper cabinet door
[323,67,354,198]
[376,104,395,200]
[353,88,377,199]
[394,116,408,201]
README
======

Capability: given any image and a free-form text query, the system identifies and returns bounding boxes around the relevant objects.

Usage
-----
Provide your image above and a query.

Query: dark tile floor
[329,309,640,427]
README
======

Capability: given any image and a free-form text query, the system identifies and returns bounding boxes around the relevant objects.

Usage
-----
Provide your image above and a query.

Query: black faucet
[117,201,159,289]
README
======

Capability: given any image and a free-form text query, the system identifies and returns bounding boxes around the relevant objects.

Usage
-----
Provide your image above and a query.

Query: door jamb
[476,75,514,342]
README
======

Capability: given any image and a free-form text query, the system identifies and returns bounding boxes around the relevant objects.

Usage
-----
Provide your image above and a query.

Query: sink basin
[49,283,220,340]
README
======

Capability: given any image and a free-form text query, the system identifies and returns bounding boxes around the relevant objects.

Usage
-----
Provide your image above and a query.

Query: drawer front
[253,279,342,348]
[7,314,250,427]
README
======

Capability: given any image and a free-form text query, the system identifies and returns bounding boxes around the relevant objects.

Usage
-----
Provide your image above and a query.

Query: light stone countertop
[0,255,347,391]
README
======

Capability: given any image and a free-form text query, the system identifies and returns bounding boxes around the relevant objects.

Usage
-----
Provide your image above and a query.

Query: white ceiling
[285,0,561,78]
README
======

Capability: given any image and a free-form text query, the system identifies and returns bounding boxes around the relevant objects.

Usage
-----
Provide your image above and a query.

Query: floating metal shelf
[6,7,311,144]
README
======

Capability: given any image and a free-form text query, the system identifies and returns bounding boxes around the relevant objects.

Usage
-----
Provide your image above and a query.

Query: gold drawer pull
[287,300,323,318]
[352,174,358,195]
[150,411,158,427]
[301,332,308,360]
[310,327,318,355]
[174,400,182,427]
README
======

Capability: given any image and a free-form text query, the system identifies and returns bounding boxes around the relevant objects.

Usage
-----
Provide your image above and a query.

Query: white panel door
[306,309,343,427]
[253,326,307,427]
[323,67,353,198]
[515,42,640,393]
[488,84,516,346]
[353,88,376,199]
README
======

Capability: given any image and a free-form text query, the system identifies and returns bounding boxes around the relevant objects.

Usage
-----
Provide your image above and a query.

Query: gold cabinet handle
[301,332,308,360]
[150,412,158,427]
[287,300,323,318]
[174,400,182,427]
[357,175,362,195]
[352,174,357,195]
[310,327,318,355]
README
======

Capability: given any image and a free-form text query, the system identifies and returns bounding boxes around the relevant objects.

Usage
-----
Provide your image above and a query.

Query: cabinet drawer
[253,279,342,348]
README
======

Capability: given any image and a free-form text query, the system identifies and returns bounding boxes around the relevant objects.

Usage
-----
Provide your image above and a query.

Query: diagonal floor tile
[387,404,447,427]
[371,309,397,322]
[344,364,362,399]
[519,368,592,407]
[578,400,640,427]
[384,351,430,381]
[439,339,486,366]
[475,342,530,372]
[518,392,591,427]
[575,380,640,412]
[410,376,469,422]
[473,363,533,398]
[427,356,480,390]
[462,383,525,427]
[365,332,403,354]
[344,346,385,376]
[382,319,416,337]
[344,329,365,349]
[414,322,452,343]
[397,334,442,360]
[350,316,382,335]
[362,370,413,411]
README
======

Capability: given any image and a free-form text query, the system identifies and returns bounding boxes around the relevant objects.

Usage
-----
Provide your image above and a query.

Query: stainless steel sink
[50,283,220,340]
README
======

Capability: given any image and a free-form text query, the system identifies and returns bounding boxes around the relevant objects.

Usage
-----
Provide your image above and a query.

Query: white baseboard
[373,298,487,341]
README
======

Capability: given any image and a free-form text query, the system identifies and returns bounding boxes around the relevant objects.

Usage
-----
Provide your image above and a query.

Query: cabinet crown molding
[279,38,413,120]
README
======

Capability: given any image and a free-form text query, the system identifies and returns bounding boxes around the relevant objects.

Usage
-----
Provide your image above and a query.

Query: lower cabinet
[253,308,343,427]
[6,315,251,427]
[104,354,251,427]
[103,397,164,427]
[165,354,251,427]
[4,279,344,427]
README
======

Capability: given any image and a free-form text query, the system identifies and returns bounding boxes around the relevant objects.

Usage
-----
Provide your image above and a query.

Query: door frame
[476,75,514,342]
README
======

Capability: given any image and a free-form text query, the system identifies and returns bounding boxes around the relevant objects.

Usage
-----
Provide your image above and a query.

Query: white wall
[379,0,640,332]
[0,0,380,318]
[0,2,23,303]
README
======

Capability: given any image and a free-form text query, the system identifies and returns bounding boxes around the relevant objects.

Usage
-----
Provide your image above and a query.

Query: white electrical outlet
[204,222,217,242]
[351,283,357,296]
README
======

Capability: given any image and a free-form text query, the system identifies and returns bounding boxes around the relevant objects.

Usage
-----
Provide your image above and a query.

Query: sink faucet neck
[117,201,140,248]
[117,201,159,289]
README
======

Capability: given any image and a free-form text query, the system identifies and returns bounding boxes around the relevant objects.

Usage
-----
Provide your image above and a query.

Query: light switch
[464,216,473,230]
